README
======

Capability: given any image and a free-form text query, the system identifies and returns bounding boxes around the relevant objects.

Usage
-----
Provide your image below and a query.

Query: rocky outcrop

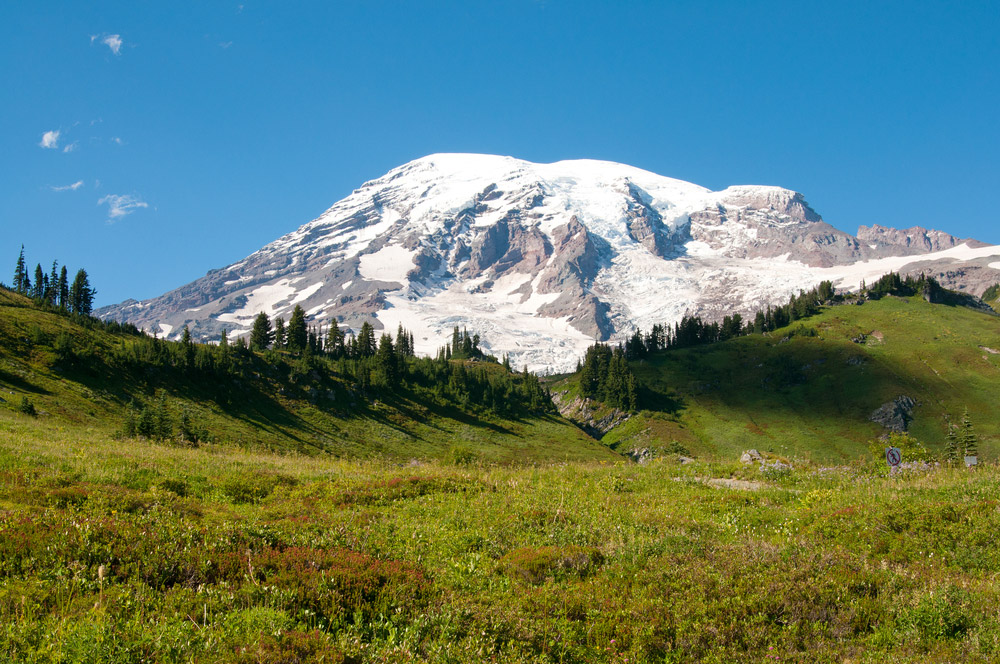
[869,396,916,432]
[551,393,630,439]
[858,224,984,255]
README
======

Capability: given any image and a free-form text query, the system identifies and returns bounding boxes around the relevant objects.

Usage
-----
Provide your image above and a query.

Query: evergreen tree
[32,264,45,299]
[181,325,195,367]
[960,409,979,459]
[287,305,308,351]
[357,321,376,357]
[45,261,59,305]
[57,265,69,309]
[944,425,960,466]
[13,245,27,294]
[68,269,95,315]
[273,316,286,349]
[326,319,345,358]
[249,312,274,351]
[375,333,399,386]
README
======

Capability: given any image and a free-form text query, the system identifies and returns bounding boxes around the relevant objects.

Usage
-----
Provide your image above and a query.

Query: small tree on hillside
[249,312,274,351]
[57,265,69,309]
[944,424,960,466]
[273,316,286,349]
[13,245,27,294]
[960,409,978,459]
[69,269,95,315]
[287,305,308,351]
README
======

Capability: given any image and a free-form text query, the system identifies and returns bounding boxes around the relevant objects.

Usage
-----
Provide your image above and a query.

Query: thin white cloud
[39,130,60,149]
[98,194,148,222]
[111,136,124,145]
[220,41,233,49]
[91,33,123,55]
[51,180,85,192]
[63,141,79,153]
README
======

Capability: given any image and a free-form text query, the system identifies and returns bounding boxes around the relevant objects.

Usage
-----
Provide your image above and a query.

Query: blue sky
[2,1,998,307]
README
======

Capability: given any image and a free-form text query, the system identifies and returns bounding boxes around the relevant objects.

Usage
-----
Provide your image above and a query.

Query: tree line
[573,273,946,412]
[8,245,96,315]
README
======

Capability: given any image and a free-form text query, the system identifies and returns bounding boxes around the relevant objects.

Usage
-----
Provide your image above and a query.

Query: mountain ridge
[98,153,1000,372]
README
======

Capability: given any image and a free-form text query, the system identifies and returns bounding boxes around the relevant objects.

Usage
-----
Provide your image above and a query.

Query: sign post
[885,447,902,468]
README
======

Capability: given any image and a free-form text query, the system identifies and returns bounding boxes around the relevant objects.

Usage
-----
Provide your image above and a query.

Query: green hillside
[0,289,615,464]
[555,294,1000,463]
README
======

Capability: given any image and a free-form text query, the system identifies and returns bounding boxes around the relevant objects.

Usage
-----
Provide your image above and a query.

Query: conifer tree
[249,312,274,350]
[287,305,308,351]
[46,261,59,305]
[181,325,195,367]
[13,245,27,294]
[273,317,286,349]
[326,319,345,358]
[57,266,69,309]
[960,409,979,459]
[944,424,959,466]
[32,264,45,299]
[68,269,95,315]
[357,321,376,357]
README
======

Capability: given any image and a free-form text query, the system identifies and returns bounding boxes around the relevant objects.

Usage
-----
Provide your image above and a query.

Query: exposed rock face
[870,396,917,432]
[96,153,1000,372]
[858,225,985,255]
[551,392,630,439]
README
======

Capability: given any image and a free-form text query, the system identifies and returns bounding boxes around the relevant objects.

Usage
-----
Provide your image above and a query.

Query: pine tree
[960,409,979,459]
[287,305,307,351]
[944,425,959,466]
[326,319,345,358]
[181,325,195,367]
[357,321,376,357]
[68,269,95,315]
[32,264,45,300]
[273,317,286,349]
[12,245,27,294]
[375,333,398,386]
[249,312,274,351]
[57,266,69,309]
[45,261,59,305]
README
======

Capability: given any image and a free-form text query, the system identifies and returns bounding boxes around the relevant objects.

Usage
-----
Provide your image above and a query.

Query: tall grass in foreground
[2,410,1000,662]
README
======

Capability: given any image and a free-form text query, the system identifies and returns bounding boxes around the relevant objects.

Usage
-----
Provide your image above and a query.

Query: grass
[3,407,1000,662]
[0,288,615,464]
[556,295,1000,464]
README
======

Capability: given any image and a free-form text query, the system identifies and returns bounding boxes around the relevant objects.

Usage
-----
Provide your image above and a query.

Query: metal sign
[885,447,902,467]
[965,456,978,467]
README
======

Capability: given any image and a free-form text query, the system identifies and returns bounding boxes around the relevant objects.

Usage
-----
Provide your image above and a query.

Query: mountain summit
[99,154,1000,371]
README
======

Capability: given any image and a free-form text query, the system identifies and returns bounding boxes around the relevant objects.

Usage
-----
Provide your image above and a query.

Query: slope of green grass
[557,295,1000,463]
[2,408,1000,662]
[0,289,615,464]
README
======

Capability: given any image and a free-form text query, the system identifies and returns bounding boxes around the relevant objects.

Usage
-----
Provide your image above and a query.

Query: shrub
[501,546,605,585]
[17,396,36,417]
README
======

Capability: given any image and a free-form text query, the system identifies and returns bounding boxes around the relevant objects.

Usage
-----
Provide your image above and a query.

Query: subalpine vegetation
[3,411,1000,663]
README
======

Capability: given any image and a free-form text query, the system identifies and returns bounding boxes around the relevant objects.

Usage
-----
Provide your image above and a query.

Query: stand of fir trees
[93,310,552,438]
[8,245,95,315]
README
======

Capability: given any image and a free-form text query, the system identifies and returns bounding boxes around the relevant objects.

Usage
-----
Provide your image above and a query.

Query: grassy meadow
[556,295,1000,464]
[3,408,1000,663]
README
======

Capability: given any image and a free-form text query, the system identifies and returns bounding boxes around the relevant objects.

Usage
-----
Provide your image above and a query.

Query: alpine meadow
[5,3,1000,662]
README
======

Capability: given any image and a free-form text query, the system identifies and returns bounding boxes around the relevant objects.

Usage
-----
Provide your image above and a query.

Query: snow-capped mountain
[98,154,1000,372]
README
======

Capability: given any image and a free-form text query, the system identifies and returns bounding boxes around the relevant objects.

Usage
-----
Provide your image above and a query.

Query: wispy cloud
[39,130,60,149]
[51,180,85,192]
[111,137,124,145]
[63,141,79,153]
[220,41,233,49]
[91,33,123,55]
[98,194,148,222]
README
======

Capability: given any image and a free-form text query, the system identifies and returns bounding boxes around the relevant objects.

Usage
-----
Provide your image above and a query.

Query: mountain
[97,154,1000,372]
